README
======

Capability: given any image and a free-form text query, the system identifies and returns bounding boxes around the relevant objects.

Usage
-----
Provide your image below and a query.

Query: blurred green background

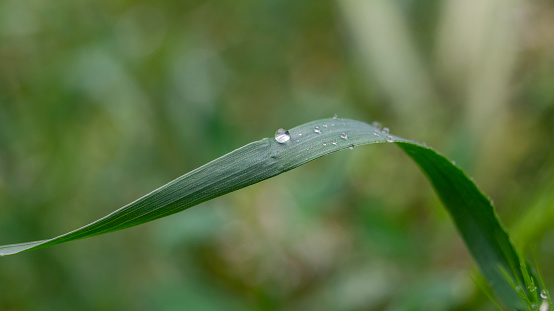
[1,0,554,310]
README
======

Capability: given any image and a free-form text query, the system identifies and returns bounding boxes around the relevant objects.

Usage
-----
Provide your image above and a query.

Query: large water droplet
[314,126,321,134]
[340,133,348,140]
[275,128,290,143]
[333,114,339,120]
[541,290,548,299]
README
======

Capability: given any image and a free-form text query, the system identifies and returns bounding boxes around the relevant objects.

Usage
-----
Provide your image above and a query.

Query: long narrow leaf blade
[0,118,529,309]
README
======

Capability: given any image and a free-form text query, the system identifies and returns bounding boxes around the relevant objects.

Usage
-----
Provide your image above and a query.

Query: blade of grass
[0,117,536,309]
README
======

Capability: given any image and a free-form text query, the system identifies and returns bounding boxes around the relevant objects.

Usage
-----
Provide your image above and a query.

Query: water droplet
[298,133,302,136]
[373,132,380,137]
[386,135,394,142]
[323,123,328,128]
[296,139,300,143]
[541,290,548,299]
[532,303,538,310]
[332,141,338,146]
[323,142,327,146]
[349,145,355,150]
[452,160,456,165]
[340,133,348,140]
[275,128,290,143]
[333,114,339,119]
[314,126,321,134]
[372,121,382,129]
[529,285,537,292]
[382,127,390,134]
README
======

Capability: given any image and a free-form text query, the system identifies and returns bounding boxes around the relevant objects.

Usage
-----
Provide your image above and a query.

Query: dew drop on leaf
[314,126,321,134]
[382,127,390,134]
[275,128,291,143]
[333,113,339,119]
[340,133,348,140]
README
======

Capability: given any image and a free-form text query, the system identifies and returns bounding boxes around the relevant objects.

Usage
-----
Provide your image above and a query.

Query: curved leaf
[0,118,535,309]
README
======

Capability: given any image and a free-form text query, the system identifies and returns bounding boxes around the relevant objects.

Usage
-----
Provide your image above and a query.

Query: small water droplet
[349,145,355,150]
[323,123,328,128]
[452,160,456,165]
[275,128,290,143]
[382,127,390,134]
[323,142,327,146]
[373,132,380,137]
[296,139,300,143]
[372,121,382,129]
[314,126,321,134]
[386,135,394,142]
[333,114,339,119]
[541,290,548,299]
[529,285,537,292]
[332,141,338,146]
[532,303,538,310]
[298,133,302,136]
[340,133,348,140]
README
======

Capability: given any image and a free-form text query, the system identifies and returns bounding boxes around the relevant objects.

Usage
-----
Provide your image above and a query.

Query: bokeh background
[1,0,554,310]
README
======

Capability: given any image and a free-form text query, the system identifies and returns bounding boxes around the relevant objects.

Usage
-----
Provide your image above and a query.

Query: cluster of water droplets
[371,121,395,142]
[519,285,551,311]
[275,114,392,150]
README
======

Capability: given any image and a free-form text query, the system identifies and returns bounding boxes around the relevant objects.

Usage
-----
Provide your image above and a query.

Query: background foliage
[1,0,554,310]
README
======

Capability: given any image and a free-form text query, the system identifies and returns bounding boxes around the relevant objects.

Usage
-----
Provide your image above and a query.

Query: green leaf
[0,118,534,309]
